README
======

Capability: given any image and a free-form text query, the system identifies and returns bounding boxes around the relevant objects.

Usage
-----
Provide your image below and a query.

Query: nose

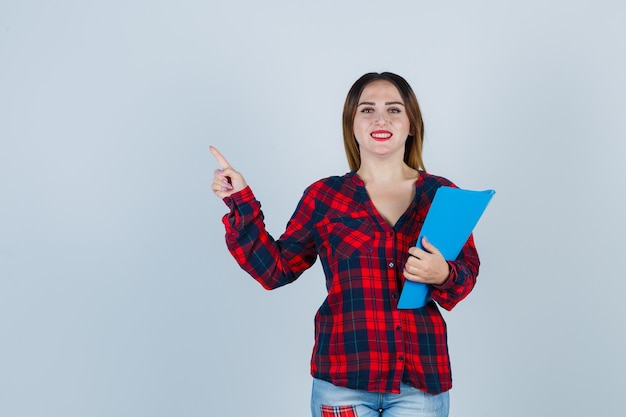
[374,113,389,126]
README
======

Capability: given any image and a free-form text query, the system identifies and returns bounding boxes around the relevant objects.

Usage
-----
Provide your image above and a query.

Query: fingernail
[221,178,229,184]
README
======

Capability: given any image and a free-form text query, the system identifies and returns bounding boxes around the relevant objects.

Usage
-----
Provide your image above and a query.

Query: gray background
[1,1,625,416]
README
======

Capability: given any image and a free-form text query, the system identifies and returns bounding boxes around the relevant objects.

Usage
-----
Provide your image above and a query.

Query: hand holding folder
[397,186,495,309]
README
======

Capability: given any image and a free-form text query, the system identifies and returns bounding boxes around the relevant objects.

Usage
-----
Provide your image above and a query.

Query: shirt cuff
[223,185,255,209]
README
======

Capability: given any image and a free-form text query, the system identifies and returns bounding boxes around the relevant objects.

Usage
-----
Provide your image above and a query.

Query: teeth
[372,133,391,138]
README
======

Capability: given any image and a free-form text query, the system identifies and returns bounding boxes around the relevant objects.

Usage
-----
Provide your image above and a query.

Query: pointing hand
[209,145,248,199]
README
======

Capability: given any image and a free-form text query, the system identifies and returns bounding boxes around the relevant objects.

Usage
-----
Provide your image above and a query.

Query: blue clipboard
[397,186,495,309]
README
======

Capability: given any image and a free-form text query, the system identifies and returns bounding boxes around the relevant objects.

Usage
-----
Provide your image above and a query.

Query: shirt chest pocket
[326,216,374,259]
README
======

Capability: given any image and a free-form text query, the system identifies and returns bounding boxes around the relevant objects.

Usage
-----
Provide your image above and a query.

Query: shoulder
[304,172,356,194]
[417,172,459,202]
[299,172,358,209]
[418,171,457,190]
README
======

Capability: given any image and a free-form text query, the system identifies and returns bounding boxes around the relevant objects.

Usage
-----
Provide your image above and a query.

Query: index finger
[209,145,232,169]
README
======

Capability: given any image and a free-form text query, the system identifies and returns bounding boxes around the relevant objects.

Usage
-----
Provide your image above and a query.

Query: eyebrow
[357,101,405,107]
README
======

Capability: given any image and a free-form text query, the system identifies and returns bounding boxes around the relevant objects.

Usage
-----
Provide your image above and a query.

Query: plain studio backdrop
[1,1,625,416]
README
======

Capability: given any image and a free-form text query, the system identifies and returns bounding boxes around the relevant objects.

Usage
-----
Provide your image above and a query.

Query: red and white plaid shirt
[222,171,480,394]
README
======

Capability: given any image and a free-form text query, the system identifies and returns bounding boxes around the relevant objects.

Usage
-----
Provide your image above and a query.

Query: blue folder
[397,186,495,309]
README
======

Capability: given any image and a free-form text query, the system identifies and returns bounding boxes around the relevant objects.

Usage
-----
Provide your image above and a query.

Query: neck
[357,158,417,184]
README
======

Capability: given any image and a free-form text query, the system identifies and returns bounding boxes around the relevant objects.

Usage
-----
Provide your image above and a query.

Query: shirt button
[398,355,404,361]
[396,325,402,331]
[388,262,395,268]
[392,293,398,299]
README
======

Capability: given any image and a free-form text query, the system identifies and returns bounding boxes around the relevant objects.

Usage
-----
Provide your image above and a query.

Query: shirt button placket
[388,230,405,380]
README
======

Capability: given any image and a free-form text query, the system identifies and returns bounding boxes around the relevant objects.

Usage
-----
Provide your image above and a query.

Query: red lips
[370,130,393,141]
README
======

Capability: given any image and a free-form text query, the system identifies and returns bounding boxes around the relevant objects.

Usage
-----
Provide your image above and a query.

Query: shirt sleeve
[221,185,318,290]
[430,233,480,311]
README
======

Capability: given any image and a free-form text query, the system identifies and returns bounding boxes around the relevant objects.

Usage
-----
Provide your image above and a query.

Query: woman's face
[353,80,412,162]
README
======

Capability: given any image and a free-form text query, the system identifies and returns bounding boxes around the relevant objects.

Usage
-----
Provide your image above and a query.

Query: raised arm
[209,145,318,290]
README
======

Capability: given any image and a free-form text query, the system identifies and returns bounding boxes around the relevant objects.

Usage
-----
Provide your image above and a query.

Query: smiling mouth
[371,130,392,141]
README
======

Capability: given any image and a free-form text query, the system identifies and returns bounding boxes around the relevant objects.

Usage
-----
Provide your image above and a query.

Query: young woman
[210,72,480,417]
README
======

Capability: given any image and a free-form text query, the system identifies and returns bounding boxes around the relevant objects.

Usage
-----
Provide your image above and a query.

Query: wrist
[435,264,451,286]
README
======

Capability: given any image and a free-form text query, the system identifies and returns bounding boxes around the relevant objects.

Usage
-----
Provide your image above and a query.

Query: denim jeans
[311,378,449,417]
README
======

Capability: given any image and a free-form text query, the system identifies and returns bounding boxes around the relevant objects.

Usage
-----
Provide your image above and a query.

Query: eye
[360,108,374,113]
[388,108,401,114]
